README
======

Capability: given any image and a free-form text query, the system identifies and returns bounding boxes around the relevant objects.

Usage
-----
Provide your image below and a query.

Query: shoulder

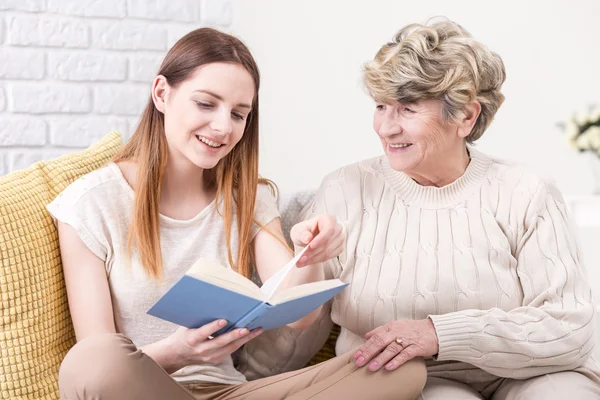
[56,163,128,203]
[305,156,387,217]
[318,156,387,191]
[253,180,281,226]
[256,180,278,203]
[475,148,565,218]
[484,151,559,195]
[47,162,132,217]
[46,162,131,260]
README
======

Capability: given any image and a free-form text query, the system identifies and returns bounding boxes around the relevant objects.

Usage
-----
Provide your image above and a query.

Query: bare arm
[59,221,261,373]
[57,221,116,341]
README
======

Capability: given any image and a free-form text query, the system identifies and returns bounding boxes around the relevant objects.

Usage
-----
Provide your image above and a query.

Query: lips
[196,135,224,148]
[389,143,412,149]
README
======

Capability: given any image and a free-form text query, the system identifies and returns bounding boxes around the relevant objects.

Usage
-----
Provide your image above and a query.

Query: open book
[147,247,348,336]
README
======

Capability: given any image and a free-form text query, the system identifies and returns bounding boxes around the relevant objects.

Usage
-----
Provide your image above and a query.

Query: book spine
[213,301,266,336]
[230,302,269,330]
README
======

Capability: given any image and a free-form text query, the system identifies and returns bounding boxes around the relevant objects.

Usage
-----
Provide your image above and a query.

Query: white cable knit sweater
[297,147,600,385]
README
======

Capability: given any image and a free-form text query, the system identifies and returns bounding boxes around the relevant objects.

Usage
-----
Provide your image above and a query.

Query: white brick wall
[0,0,233,175]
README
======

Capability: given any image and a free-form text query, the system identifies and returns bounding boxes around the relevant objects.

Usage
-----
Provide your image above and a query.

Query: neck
[161,156,214,206]
[407,145,470,187]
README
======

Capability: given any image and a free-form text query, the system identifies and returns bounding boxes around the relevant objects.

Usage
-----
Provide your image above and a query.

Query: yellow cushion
[0,131,122,399]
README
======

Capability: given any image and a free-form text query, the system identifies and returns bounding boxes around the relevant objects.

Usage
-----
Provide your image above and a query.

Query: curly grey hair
[363,19,506,142]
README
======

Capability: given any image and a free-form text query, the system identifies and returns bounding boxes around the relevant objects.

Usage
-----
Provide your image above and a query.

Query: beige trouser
[59,333,426,400]
[419,374,600,400]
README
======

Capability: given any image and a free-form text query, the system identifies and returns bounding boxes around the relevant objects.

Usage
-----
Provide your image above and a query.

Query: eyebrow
[193,90,252,109]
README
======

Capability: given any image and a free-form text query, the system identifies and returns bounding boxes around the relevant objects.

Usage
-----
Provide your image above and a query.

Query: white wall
[231,0,600,195]
[0,0,233,175]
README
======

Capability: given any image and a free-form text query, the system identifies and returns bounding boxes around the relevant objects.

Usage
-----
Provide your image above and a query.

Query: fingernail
[240,328,249,336]
[369,361,378,370]
[299,256,307,264]
[356,356,365,366]
[219,319,227,326]
[354,351,362,359]
[385,362,394,370]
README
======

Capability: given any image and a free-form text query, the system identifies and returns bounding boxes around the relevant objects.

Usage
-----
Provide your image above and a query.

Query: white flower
[575,111,591,125]
[590,107,600,124]
[576,130,593,150]
[565,119,579,140]
[586,126,600,151]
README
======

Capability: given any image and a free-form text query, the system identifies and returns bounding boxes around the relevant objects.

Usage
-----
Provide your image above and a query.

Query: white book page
[259,245,310,299]
[269,279,346,304]
[187,258,264,300]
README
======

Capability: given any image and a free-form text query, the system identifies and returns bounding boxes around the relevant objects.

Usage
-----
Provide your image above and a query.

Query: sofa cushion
[0,131,122,399]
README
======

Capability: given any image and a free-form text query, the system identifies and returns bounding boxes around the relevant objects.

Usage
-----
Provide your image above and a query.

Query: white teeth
[390,143,412,148]
[197,136,222,148]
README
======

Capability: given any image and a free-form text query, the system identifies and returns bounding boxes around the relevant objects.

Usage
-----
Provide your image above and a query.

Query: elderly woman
[241,19,600,399]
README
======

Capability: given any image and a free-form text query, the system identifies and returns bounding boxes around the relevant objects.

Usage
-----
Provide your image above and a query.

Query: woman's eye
[403,107,416,113]
[195,101,213,109]
[376,104,385,111]
[232,113,246,121]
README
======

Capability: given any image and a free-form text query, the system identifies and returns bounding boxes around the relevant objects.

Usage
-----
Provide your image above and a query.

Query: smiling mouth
[389,143,412,148]
[196,135,224,148]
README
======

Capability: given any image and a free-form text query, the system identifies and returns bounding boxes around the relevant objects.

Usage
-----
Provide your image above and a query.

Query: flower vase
[590,152,600,195]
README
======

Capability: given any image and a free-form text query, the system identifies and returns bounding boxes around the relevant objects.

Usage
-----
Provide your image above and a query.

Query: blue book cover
[147,258,348,336]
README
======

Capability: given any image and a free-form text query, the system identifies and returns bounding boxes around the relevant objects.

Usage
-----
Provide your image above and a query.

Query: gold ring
[395,337,403,346]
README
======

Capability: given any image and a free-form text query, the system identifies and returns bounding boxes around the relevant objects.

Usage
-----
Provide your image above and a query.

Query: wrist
[426,317,440,358]
[142,337,182,374]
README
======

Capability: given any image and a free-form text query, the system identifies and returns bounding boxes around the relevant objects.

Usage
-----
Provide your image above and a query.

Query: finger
[367,341,405,371]
[364,325,383,341]
[299,236,344,266]
[384,344,417,371]
[356,326,384,359]
[297,224,316,246]
[315,233,344,259]
[300,224,341,258]
[301,231,315,245]
[290,220,317,247]
[309,218,338,248]
[192,319,228,343]
[355,332,391,367]
[300,217,333,251]
[209,327,251,348]
[211,328,263,360]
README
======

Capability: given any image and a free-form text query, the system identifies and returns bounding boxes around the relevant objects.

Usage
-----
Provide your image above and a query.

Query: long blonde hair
[114,28,269,280]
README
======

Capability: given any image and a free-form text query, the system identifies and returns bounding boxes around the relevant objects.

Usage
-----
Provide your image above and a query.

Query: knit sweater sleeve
[429,179,597,379]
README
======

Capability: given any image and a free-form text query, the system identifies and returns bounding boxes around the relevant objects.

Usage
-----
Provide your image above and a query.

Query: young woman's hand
[290,214,345,267]
[143,319,262,373]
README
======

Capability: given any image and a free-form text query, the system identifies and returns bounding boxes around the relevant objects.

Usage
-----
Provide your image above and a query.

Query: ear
[151,75,169,113]
[457,100,482,139]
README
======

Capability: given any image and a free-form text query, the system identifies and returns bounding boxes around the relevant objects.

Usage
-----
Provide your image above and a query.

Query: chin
[193,159,219,170]
[389,161,410,172]
[185,153,220,170]
[384,154,408,173]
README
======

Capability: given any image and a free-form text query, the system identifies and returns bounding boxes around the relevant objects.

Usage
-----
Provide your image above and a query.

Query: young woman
[48,28,426,400]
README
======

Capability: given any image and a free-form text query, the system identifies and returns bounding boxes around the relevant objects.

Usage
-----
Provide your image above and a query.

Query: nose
[210,108,233,137]
[376,113,402,138]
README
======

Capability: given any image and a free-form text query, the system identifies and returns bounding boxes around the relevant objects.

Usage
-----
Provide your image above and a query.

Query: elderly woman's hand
[290,214,344,267]
[354,319,439,371]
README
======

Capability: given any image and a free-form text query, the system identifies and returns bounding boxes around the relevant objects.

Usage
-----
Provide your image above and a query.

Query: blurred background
[0,0,599,330]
